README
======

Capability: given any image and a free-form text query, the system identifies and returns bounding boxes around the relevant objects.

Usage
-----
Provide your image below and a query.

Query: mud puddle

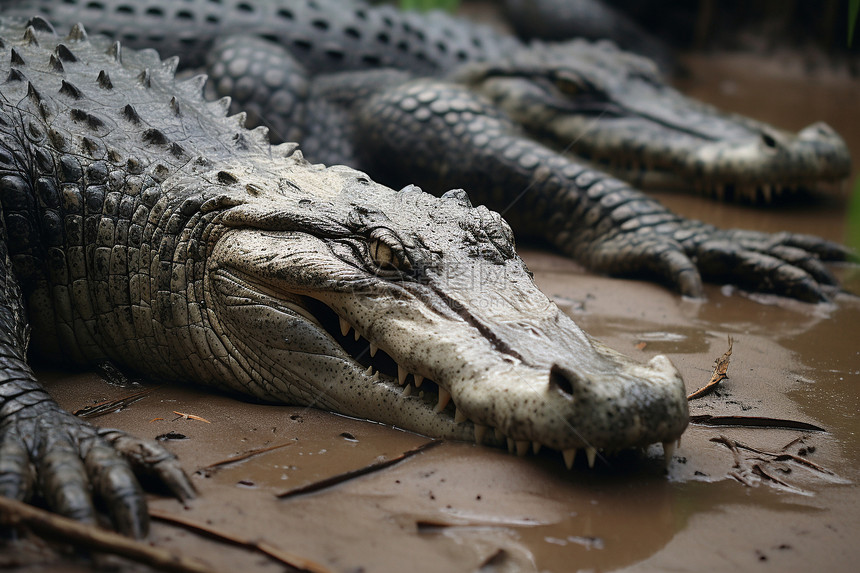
[11,45,860,573]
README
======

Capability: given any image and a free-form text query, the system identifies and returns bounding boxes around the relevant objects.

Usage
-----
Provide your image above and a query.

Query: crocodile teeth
[339,317,350,337]
[403,384,413,397]
[365,365,373,376]
[354,329,361,342]
[515,440,529,457]
[663,441,676,463]
[413,374,424,388]
[397,365,408,385]
[434,387,451,412]
[506,438,515,454]
[586,447,597,469]
[372,372,380,382]
[563,449,577,470]
[369,342,378,357]
[532,442,542,455]
[454,408,467,424]
[474,424,487,444]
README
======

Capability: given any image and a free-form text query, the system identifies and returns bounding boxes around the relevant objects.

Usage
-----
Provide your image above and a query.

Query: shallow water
[23,51,860,573]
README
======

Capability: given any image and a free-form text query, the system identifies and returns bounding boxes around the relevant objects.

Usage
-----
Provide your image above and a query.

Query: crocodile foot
[581,219,851,302]
[0,395,194,538]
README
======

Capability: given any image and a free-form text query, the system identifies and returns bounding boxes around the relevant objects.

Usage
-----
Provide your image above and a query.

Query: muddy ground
[4,17,860,573]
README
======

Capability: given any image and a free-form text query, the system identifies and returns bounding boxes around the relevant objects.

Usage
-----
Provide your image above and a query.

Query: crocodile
[0,16,849,537]
[500,0,678,74]
[0,0,851,203]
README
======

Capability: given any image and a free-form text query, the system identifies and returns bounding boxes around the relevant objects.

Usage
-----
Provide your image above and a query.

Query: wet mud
[8,38,860,573]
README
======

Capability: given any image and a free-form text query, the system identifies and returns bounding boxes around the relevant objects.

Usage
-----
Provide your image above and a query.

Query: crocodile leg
[206,36,310,146]
[0,232,194,538]
[343,78,848,301]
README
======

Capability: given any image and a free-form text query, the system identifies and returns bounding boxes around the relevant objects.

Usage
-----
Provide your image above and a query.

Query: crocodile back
[0,0,522,74]
[0,17,283,367]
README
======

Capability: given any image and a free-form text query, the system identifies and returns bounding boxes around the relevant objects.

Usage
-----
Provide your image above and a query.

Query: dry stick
[751,462,797,490]
[710,435,835,475]
[73,387,159,418]
[478,549,511,570]
[688,336,733,400]
[277,440,442,499]
[687,337,826,432]
[689,414,825,432]
[172,411,212,423]
[197,440,299,477]
[719,436,767,488]
[0,497,217,573]
[727,469,755,487]
[780,435,806,451]
[149,509,333,573]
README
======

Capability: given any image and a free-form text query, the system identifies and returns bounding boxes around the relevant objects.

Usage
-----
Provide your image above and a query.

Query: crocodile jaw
[459,42,851,202]
[202,185,689,458]
[553,114,851,200]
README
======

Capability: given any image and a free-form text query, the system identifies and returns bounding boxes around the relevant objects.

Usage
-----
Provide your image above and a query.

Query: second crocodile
[2,0,852,203]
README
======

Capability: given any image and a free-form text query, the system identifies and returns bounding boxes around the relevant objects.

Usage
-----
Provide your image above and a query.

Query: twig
[277,440,441,499]
[717,437,805,492]
[149,509,332,573]
[688,336,732,400]
[74,387,158,418]
[478,549,510,570]
[780,435,806,451]
[690,414,825,432]
[0,497,216,573]
[197,440,298,478]
[172,411,211,423]
[752,463,797,490]
[728,469,755,487]
[769,453,834,474]
[710,436,835,475]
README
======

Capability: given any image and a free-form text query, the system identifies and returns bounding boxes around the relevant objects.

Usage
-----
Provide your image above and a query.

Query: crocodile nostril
[549,364,577,399]
[761,132,778,148]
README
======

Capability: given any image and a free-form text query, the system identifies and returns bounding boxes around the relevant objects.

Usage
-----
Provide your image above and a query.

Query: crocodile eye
[370,239,395,268]
[553,74,583,96]
[368,229,411,272]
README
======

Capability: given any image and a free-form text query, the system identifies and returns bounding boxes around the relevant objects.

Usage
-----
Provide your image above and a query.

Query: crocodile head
[453,41,851,203]
[190,159,688,465]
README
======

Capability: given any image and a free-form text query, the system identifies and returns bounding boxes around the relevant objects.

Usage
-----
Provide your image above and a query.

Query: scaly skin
[0,0,851,203]
[501,0,677,73]
[213,42,847,301]
[0,18,849,539]
[451,42,851,201]
[338,76,846,298]
[0,0,520,74]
